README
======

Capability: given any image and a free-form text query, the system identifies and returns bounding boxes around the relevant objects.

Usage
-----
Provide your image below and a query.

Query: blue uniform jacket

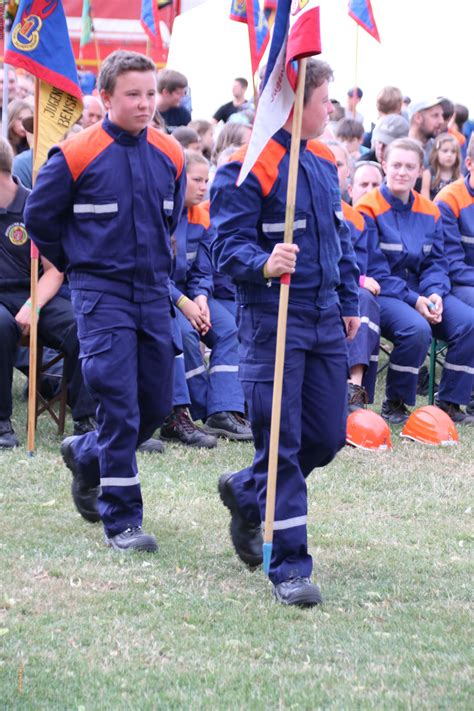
[342,200,368,278]
[356,184,450,305]
[435,176,474,286]
[24,116,186,303]
[170,203,214,304]
[209,130,359,315]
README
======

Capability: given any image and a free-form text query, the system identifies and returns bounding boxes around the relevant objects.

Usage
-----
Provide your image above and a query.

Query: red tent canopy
[64,0,177,69]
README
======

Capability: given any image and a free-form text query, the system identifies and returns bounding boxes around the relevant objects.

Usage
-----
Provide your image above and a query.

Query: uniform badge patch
[6,222,28,246]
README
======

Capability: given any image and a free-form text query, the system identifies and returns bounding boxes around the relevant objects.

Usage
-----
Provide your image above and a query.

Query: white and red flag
[237,0,321,186]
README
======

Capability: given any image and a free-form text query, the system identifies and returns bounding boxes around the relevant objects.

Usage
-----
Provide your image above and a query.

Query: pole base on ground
[263,542,272,575]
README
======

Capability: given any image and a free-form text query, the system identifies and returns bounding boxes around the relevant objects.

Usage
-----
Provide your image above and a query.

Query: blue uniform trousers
[451,285,474,309]
[69,290,175,537]
[170,315,191,408]
[347,288,380,402]
[176,297,244,421]
[380,294,474,405]
[230,302,349,585]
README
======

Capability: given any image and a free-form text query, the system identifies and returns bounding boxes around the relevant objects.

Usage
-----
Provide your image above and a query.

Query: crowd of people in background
[0,60,473,458]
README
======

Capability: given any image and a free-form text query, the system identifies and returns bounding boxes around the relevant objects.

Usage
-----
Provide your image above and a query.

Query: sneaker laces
[349,384,368,406]
[231,412,249,425]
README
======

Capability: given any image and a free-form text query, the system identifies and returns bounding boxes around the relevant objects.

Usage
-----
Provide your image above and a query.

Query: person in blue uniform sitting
[356,137,474,425]
[210,59,360,607]
[166,150,252,441]
[25,51,187,552]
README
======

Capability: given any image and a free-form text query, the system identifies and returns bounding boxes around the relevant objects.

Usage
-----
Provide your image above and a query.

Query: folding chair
[20,336,69,434]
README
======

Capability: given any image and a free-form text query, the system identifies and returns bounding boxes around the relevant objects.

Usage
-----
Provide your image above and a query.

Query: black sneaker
[73,416,97,436]
[105,526,158,552]
[0,419,19,449]
[160,407,217,448]
[435,399,474,425]
[381,399,411,425]
[348,382,368,412]
[205,411,253,441]
[137,438,165,453]
[61,436,100,523]
[273,577,323,607]
[218,472,263,567]
[466,400,474,416]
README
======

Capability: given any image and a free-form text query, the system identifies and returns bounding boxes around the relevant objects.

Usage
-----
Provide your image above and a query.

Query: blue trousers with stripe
[379,294,474,405]
[347,288,380,402]
[68,290,176,537]
[175,297,244,421]
[230,302,349,585]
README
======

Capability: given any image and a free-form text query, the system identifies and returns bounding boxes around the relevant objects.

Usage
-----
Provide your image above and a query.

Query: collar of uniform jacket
[380,182,414,213]
[102,115,147,146]
[272,127,308,153]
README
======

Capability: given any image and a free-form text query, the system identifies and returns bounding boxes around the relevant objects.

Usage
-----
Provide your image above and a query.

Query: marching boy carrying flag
[211,1,360,606]
[5,0,83,453]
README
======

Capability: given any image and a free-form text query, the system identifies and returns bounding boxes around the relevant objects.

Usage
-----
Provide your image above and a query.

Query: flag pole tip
[262,542,272,575]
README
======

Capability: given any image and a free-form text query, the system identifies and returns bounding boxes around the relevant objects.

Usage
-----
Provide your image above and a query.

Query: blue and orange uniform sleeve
[147,128,186,235]
[25,124,113,271]
[210,144,282,284]
[342,200,368,278]
[436,179,474,287]
[412,195,450,298]
[186,204,214,300]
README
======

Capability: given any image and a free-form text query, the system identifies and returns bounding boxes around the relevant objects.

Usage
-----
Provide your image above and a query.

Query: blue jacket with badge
[24,116,186,303]
[209,129,359,316]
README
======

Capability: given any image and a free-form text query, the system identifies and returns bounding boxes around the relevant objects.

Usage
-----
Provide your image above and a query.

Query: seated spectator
[168,151,252,441]
[360,113,409,166]
[213,77,250,124]
[421,132,461,200]
[7,99,33,156]
[356,138,474,425]
[172,126,201,151]
[189,119,214,160]
[408,98,444,166]
[349,161,383,205]
[326,140,381,411]
[156,69,191,132]
[335,118,366,161]
[435,135,474,309]
[345,86,364,125]
[80,95,105,128]
[363,85,403,148]
[0,137,96,448]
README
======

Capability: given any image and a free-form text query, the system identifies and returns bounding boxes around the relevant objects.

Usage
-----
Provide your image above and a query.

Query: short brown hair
[335,118,364,141]
[184,150,209,171]
[384,137,424,165]
[376,86,403,115]
[304,58,333,105]
[97,50,156,94]
[157,69,188,94]
[0,136,14,173]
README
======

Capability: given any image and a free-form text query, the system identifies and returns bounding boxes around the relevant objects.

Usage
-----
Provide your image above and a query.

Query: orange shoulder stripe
[436,178,472,217]
[412,191,440,220]
[306,139,337,165]
[342,200,365,231]
[147,127,185,178]
[230,140,286,197]
[355,188,391,220]
[61,123,114,182]
[188,203,210,229]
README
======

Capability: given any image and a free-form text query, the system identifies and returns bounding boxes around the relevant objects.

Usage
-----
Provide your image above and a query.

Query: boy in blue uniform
[210,60,360,606]
[25,51,186,552]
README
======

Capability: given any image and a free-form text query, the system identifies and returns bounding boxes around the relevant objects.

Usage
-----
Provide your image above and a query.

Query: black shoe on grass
[381,399,410,425]
[273,577,323,607]
[105,526,158,552]
[218,472,263,567]
[61,436,100,523]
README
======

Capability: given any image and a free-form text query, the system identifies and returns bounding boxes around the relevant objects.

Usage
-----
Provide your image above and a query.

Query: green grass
[0,371,473,709]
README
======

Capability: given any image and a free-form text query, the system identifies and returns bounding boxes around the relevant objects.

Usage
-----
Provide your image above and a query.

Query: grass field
[1,371,473,710]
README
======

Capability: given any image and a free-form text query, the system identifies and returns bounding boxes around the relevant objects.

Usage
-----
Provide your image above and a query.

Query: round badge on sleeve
[6,222,29,246]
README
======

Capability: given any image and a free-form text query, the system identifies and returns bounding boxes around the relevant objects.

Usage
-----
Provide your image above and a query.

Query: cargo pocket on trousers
[79,332,113,393]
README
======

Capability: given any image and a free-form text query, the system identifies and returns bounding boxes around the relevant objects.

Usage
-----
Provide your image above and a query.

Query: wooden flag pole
[26,79,41,455]
[352,24,359,119]
[262,57,307,575]
[90,2,101,70]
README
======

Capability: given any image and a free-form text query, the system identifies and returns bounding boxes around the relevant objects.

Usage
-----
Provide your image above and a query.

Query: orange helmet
[346,409,393,451]
[401,405,459,446]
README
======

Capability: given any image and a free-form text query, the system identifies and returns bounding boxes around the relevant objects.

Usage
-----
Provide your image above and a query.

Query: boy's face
[300,81,333,139]
[101,71,157,135]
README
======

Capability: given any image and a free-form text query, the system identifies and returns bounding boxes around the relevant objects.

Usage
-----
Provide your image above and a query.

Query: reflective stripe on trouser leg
[378,296,432,405]
[433,294,474,405]
[205,298,245,415]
